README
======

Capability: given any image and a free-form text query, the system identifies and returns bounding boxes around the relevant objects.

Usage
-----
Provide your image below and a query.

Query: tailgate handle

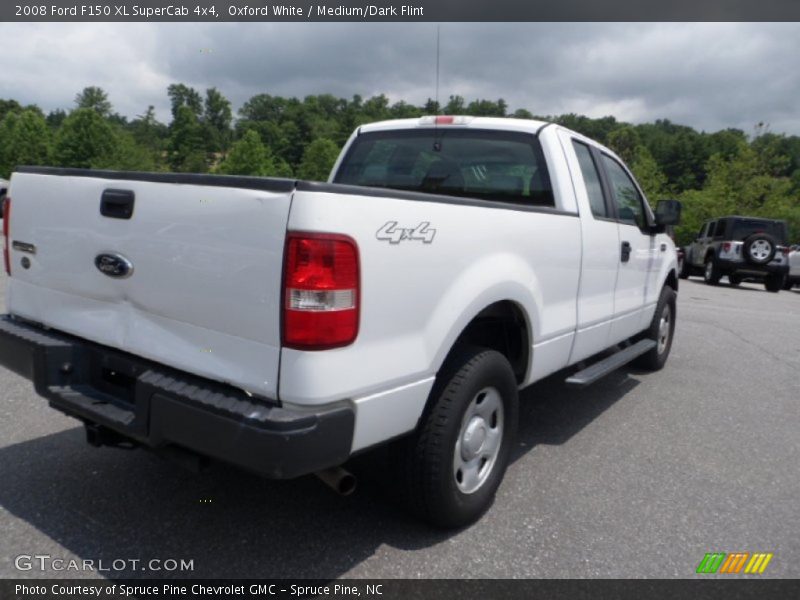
[100,189,135,220]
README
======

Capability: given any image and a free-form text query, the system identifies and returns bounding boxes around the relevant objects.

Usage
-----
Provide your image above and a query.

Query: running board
[565,339,656,388]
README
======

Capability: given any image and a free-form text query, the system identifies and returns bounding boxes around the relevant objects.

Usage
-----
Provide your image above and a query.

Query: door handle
[100,189,135,220]
[621,241,632,263]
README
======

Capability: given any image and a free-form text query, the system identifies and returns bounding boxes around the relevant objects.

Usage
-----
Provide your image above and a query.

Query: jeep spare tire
[743,233,776,265]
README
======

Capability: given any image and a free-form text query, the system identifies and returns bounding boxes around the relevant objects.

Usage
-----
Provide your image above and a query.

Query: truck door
[558,132,620,363]
[597,153,658,344]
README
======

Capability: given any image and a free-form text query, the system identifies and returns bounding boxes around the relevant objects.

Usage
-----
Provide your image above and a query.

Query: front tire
[703,256,721,285]
[634,286,677,371]
[395,347,518,528]
[678,254,691,279]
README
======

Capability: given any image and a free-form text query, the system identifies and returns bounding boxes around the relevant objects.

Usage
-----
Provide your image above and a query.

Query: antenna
[435,24,441,115]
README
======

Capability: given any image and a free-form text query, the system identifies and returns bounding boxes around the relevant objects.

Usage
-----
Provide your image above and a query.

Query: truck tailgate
[6,169,294,399]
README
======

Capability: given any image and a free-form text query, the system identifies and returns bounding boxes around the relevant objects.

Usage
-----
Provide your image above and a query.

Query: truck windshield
[334,129,554,207]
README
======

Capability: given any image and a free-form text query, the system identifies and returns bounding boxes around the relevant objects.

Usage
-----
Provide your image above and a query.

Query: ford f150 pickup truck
[0,116,681,527]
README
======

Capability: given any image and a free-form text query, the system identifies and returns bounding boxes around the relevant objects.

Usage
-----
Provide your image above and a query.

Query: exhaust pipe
[315,466,357,496]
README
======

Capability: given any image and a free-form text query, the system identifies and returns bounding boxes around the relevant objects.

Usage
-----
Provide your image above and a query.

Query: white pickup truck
[0,116,681,527]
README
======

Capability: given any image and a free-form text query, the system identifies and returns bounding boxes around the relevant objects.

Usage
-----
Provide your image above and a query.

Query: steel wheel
[634,285,676,371]
[453,386,504,494]
[657,304,672,355]
[395,347,518,528]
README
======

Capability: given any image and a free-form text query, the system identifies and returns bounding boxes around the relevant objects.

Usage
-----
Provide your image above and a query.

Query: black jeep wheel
[765,274,784,293]
[703,256,721,285]
[729,274,742,287]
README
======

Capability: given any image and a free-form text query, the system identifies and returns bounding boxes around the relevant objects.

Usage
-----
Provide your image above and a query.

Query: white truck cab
[0,117,681,527]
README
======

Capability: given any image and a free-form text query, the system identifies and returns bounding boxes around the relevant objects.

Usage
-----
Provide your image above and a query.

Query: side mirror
[655,199,682,226]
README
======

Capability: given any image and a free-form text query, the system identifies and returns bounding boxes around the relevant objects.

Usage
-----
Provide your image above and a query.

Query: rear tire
[394,346,518,528]
[765,274,784,293]
[729,274,742,287]
[783,278,794,291]
[634,286,677,371]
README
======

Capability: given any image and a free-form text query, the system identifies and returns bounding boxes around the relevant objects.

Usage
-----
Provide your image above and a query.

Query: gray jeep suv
[680,216,790,292]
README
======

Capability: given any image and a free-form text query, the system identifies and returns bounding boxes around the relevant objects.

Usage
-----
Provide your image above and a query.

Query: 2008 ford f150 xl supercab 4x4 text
[0,116,681,527]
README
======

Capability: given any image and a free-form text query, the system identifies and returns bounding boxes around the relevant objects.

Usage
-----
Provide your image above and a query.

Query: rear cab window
[334,129,555,207]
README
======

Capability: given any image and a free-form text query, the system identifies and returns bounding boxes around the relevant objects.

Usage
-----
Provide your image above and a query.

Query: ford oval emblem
[95,253,134,279]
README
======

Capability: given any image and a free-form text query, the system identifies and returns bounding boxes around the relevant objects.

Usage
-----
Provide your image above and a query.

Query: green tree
[466,98,507,117]
[53,108,115,168]
[0,110,52,177]
[0,99,22,121]
[607,126,641,165]
[630,146,667,202]
[217,130,274,176]
[167,105,206,172]
[167,83,202,119]
[111,129,157,171]
[444,95,465,114]
[423,98,440,114]
[554,114,619,145]
[46,109,67,130]
[74,86,112,117]
[203,88,233,153]
[129,106,167,154]
[389,101,423,119]
[297,138,340,181]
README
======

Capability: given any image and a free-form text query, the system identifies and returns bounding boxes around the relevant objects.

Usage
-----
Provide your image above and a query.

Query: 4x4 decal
[376,221,436,244]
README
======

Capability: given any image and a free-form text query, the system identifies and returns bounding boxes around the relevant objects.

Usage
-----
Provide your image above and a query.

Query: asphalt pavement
[0,265,798,579]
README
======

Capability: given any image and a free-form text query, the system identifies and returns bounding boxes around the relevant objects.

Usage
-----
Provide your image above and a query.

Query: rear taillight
[722,242,731,252]
[2,197,9,276]
[782,246,790,255]
[282,232,359,350]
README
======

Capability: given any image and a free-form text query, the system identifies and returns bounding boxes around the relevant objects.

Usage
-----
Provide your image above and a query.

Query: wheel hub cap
[751,240,771,260]
[453,387,504,495]
[461,417,488,460]
[658,305,671,354]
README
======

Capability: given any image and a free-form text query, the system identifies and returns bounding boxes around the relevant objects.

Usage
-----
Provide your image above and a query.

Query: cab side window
[572,141,608,218]
[601,154,646,228]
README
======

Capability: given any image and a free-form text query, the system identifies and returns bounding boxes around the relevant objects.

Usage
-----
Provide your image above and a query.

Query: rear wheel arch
[447,300,531,385]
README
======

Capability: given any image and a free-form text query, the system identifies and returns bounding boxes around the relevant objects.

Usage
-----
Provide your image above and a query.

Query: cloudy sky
[2,22,800,135]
